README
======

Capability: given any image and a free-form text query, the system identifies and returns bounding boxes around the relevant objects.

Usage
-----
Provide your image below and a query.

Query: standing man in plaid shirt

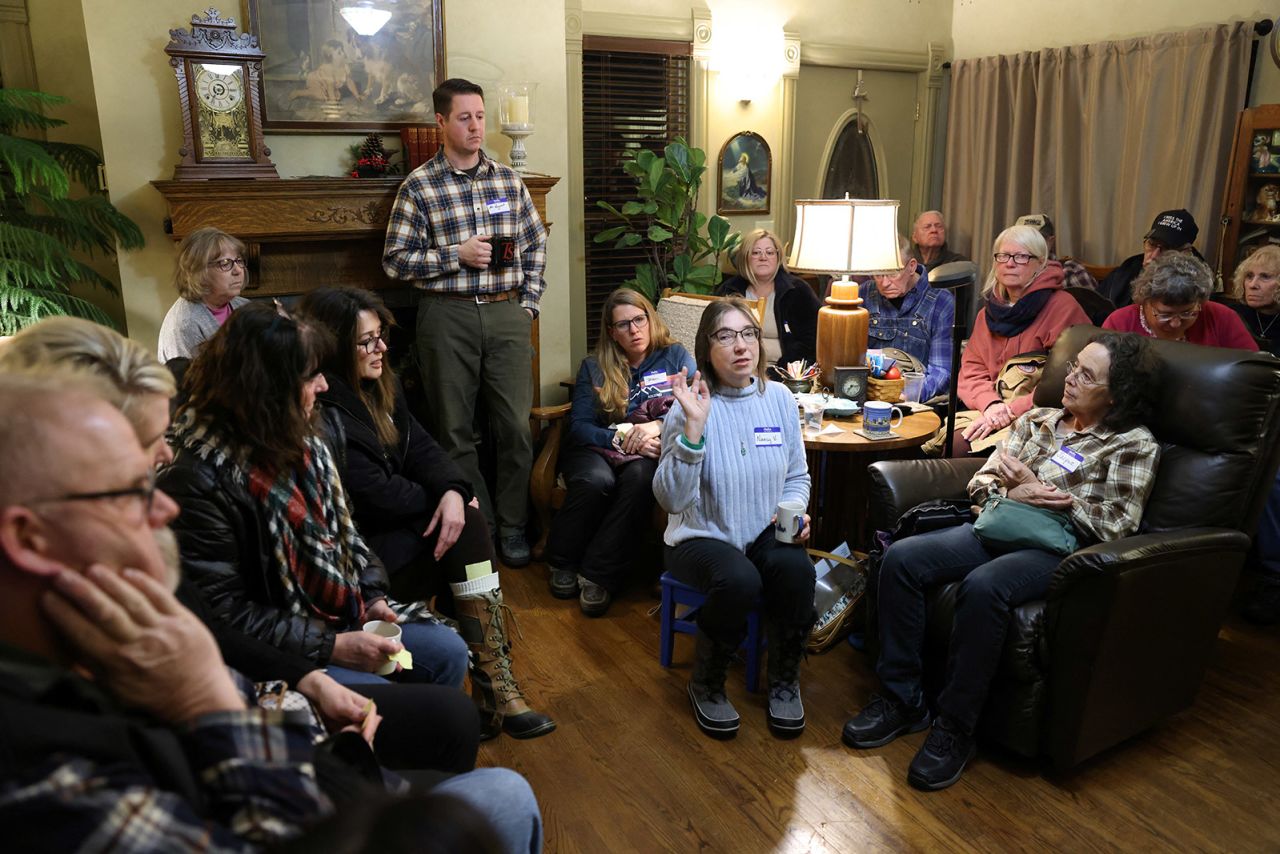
[383,78,547,567]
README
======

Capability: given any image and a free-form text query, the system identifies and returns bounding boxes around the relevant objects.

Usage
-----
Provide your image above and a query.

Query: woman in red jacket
[957,225,1090,453]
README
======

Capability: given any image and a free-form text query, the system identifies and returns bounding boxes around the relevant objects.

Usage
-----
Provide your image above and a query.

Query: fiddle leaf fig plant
[0,88,143,334]
[595,137,741,299]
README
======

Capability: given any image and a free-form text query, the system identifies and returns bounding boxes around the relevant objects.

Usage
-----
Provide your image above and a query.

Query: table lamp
[787,197,901,388]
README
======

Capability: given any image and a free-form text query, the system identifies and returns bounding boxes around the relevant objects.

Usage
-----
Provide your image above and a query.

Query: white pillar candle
[503,95,529,126]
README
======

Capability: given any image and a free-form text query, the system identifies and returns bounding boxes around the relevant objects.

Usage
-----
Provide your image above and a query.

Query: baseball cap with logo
[1144,209,1198,248]
[1015,213,1055,236]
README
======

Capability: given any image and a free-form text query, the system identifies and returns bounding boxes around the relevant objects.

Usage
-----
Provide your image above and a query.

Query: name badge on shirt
[754,427,783,447]
[1050,446,1084,473]
[486,197,512,215]
[641,370,670,389]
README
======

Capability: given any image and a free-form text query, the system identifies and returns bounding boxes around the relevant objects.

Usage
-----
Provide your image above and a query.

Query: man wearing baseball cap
[1098,209,1204,308]
[1013,214,1097,291]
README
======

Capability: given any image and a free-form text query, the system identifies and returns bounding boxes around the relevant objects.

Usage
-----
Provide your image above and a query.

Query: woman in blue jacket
[547,289,696,616]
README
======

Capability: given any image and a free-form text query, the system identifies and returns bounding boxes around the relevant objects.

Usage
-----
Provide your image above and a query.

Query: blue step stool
[658,572,765,693]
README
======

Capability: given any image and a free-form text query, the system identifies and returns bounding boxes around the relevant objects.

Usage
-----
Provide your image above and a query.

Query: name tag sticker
[1050,446,1084,473]
[486,197,512,215]
[754,427,783,447]
[641,370,670,389]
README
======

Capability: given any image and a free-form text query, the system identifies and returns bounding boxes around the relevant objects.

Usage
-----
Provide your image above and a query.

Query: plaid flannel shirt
[0,651,330,853]
[969,407,1160,543]
[382,150,547,314]
[1058,256,1099,291]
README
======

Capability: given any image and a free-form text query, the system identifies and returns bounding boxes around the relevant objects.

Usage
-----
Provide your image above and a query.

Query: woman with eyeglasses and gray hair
[545,289,694,617]
[956,225,1090,453]
[655,297,814,741]
[157,226,250,363]
[1102,252,1257,350]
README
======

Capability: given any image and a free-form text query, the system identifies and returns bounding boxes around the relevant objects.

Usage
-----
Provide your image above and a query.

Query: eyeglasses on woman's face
[1147,303,1201,324]
[610,314,649,333]
[207,257,247,272]
[709,326,761,347]
[750,246,778,260]
[993,252,1038,266]
[1064,359,1106,388]
[356,332,388,353]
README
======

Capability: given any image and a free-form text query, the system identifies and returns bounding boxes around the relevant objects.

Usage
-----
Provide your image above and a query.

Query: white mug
[862,400,904,437]
[775,499,806,543]
[362,619,402,676]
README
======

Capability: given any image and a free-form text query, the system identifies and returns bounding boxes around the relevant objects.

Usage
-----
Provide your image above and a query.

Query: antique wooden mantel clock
[164,8,278,179]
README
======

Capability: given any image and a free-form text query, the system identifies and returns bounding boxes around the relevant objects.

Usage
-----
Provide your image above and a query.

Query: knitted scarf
[984,288,1054,338]
[170,409,433,627]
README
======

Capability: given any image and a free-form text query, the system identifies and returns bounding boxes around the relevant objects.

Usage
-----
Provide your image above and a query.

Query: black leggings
[383,503,496,607]
[351,682,479,774]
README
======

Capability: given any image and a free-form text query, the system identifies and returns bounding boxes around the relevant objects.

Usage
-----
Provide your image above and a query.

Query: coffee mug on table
[775,499,806,543]
[362,619,402,676]
[488,235,517,269]
[862,400,904,437]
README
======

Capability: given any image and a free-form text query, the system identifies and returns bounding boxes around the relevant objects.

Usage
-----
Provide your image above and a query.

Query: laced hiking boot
[577,575,612,617]
[842,693,931,749]
[687,631,740,739]
[1243,577,1280,626]
[452,579,556,740]
[907,716,977,792]
[499,534,531,568]
[765,622,809,737]
[548,567,579,599]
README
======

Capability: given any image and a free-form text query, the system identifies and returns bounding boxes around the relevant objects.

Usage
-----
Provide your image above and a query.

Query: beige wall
[952,1,1280,105]
[73,0,571,395]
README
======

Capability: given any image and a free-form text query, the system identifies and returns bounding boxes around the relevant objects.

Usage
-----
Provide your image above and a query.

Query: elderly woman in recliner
[843,331,1161,792]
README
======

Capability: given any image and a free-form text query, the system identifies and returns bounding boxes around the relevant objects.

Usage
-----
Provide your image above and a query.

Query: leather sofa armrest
[1042,527,1250,769]
[867,458,985,533]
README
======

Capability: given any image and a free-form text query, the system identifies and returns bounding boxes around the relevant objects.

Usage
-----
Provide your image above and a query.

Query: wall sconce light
[710,20,783,104]
[788,197,901,388]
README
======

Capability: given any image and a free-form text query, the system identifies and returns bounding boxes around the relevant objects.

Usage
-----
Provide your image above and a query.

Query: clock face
[195,65,244,112]
[841,375,864,399]
[193,63,250,160]
[834,367,868,403]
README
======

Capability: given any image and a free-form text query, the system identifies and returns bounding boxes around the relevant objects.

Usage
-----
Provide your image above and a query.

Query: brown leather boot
[451,577,556,740]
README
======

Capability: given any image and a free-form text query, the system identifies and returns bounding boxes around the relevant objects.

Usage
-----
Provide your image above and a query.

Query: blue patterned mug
[862,400,904,437]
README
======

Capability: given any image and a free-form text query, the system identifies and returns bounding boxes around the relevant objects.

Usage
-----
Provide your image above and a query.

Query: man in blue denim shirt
[859,238,955,401]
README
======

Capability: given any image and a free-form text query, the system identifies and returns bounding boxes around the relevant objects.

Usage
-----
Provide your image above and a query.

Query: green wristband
[678,434,705,451]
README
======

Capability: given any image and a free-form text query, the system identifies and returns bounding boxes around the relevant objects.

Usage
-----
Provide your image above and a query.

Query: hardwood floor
[480,564,1280,853]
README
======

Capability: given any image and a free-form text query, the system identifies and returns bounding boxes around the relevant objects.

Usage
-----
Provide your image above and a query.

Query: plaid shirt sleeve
[0,708,330,852]
[922,287,955,401]
[382,154,548,314]
[1061,259,1099,291]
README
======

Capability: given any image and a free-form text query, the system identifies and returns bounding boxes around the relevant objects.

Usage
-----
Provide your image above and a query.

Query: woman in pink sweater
[958,225,1090,452]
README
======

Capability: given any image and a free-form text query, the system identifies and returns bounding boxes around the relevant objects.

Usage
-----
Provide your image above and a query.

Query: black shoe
[499,534,530,568]
[578,575,612,617]
[1244,578,1280,625]
[502,709,557,740]
[842,693,930,749]
[549,567,579,599]
[907,716,976,791]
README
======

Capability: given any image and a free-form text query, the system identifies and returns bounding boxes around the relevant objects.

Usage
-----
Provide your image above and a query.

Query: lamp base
[816,303,869,390]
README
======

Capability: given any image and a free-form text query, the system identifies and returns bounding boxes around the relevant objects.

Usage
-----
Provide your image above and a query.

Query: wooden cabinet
[1219,104,1280,285]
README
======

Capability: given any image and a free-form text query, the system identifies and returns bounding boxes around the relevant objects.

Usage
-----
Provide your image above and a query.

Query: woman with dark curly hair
[844,332,1161,792]
[157,302,471,690]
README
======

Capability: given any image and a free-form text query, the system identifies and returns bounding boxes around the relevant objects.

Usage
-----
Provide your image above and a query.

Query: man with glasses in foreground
[1098,209,1206,309]
[1102,252,1257,350]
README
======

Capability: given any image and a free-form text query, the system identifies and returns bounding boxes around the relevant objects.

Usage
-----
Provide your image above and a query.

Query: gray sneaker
[767,681,805,736]
[499,534,530,568]
[549,567,579,599]
[577,574,612,617]
[688,681,740,738]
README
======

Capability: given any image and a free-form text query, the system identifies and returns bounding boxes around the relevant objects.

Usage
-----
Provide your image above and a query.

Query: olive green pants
[415,294,533,538]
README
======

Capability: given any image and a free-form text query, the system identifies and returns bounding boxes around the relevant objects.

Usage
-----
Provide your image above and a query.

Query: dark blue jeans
[876,523,1061,733]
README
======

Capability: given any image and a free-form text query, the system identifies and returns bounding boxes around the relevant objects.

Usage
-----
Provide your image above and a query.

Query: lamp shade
[787,198,901,276]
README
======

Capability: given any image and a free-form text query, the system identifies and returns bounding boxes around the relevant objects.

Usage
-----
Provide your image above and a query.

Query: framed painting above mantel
[246,0,446,132]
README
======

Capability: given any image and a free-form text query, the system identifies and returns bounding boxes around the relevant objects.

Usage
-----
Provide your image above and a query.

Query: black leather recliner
[865,325,1280,769]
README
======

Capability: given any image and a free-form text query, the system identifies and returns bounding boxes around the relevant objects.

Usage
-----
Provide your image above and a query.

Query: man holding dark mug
[383,78,548,567]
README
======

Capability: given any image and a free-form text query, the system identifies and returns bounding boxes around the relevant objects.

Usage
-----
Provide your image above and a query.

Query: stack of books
[399,125,442,172]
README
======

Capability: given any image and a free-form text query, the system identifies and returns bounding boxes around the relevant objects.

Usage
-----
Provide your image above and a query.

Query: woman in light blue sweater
[654,297,815,740]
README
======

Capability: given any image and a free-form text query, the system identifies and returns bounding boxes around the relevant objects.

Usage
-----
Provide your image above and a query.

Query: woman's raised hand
[671,367,710,444]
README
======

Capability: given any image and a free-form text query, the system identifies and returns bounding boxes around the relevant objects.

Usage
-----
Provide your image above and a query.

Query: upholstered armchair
[865,325,1280,769]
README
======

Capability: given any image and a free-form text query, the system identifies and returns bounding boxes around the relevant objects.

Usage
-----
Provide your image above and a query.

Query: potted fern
[0,88,143,335]
[594,138,741,299]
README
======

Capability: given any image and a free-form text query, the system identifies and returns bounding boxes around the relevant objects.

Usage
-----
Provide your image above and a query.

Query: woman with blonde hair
[0,316,176,466]
[1231,244,1280,355]
[717,228,820,366]
[157,226,250,362]
[956,224,1089,453]
[545,288,695,616]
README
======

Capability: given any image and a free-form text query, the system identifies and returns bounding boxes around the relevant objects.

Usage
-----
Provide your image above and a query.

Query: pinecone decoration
[354,133,389,177]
